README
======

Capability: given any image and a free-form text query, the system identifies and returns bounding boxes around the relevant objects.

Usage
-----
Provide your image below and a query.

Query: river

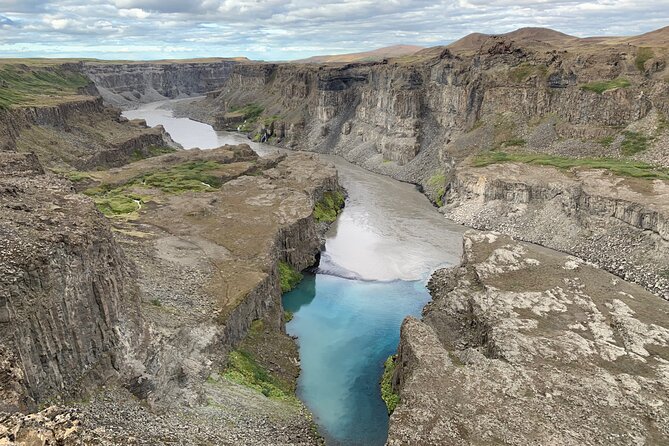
[123,100,464,446]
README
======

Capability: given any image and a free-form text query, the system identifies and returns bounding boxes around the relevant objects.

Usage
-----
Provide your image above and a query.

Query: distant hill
[294,45,424,64]
[447,27,577,52]
[622,25,669,47]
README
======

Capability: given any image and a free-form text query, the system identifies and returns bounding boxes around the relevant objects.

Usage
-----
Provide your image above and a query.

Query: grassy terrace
[84,160,227,217]
[0,64,90,109]
[473,151,669,180]
[580,78,630,94]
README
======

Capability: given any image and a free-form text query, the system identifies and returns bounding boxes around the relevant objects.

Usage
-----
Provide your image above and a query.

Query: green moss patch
[580,78,631,94]
[228,103,264,120]
[223,349,296,402]
[135,160,224,193]
[635,47,654,71]
[472,151,669,180]
[279,261,303,294]
[88,189,148,217]
[620,131,652,156]
[84,160,228,216]
[313,190,345,223]
[509,63,547,82]
[427,172,447,207]
[381,355,400,415]
[0,65,90,109]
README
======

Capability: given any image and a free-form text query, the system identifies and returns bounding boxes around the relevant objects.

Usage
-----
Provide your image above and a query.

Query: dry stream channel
[124,100,464,445]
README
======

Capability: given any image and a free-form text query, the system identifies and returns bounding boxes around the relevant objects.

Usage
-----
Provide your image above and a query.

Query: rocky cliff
[178,36,668,183]
[82,60,242,108]
[445,162,669,298]
[0,63,179,170]
[388,231,669,445]
[0,152,144,413]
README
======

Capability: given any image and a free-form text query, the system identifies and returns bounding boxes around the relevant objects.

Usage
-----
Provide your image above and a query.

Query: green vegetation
[580,78,631,94]
[472,151,669,180]
[262,115,280,126]
[499,138,527,148]
[129,145,178,162]
[229,103,264,121]
[135,160,224,193]
[84,160,227,216]
[223,349,296,402]
[0,65,90,109]
[635,47,654,72]
[509,63,547,82]
[381,355,400,415]
[86,187,148,217]
[598,135,615,147]
[278,261,303,294]
[313,190,346,223]
[620,131,652,156]
[284,310,294,323]
[52,169,92,182]
[150,298,162,307]
[427,172,447,207]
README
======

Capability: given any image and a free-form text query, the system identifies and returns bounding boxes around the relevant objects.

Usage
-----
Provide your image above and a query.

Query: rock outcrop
[0,152,144,412]
[445,162,669,298]
[83,60,243,108]
[388,231,669,445]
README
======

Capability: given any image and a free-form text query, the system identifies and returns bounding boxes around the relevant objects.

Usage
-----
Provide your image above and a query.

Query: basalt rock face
[0,153,143,412]
[2,95,178,170]
[445,163,669,299]
[83,61,241,108]
[388,231,669,445]
[184,39,668,185]
[0,145,341,444]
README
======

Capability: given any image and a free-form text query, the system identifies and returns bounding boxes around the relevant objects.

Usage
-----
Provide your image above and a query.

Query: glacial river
[124,100,464,446]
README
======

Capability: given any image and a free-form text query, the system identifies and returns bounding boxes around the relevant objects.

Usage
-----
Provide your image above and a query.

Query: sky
[0,0,668,61]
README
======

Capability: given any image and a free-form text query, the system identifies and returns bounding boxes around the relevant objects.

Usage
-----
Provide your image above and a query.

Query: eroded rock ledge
[445,163,669,299]
[0,145,341,445]
[388,231,669,445]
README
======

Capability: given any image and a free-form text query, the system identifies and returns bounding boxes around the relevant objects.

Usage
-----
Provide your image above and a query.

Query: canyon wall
[0,152,144,412]
[179,38,668,185]
[1,96,178,170]
[82,60,242,108]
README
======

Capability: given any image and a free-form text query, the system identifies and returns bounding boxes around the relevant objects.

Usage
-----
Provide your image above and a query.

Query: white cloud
[0,0,667,60]
[118,8,150,19]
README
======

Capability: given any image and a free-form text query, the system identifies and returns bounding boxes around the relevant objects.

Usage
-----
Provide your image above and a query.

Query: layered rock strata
[445,163,669,298]
[0,152,144,413]
[82,60,242,108]
[388,231,669,445]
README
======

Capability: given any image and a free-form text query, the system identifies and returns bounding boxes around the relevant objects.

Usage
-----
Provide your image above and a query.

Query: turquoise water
[283,273,431,446]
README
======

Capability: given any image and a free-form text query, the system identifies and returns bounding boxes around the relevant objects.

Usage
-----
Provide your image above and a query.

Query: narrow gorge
[1,25,668,446]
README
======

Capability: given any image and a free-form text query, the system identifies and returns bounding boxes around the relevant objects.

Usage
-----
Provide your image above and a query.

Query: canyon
[0,25,668,445]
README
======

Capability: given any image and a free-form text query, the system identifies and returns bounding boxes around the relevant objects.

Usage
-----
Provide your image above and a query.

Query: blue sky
[0,0,668,60]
